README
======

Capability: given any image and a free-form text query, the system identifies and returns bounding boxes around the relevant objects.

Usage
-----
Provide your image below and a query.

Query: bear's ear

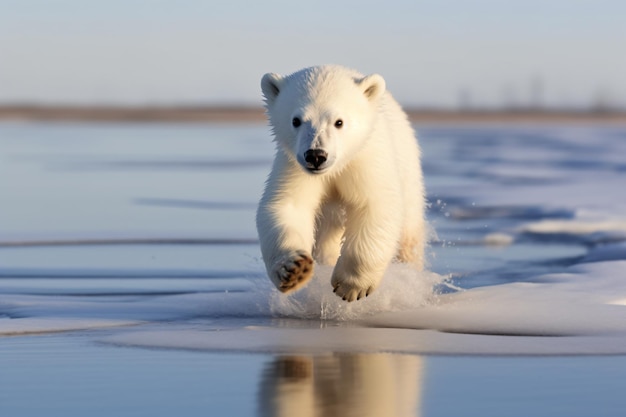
[358,74,386,101]
[261,73,284,105]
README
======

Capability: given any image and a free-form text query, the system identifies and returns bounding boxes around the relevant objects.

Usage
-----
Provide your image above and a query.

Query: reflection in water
[258,353,423,417]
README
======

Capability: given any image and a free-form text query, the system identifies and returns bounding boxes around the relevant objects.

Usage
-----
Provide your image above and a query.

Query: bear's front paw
[273,250,314,293]
[331,274,376,302]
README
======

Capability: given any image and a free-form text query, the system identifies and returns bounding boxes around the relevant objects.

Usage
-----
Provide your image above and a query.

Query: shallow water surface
[2,122,626,416]
[2,334,626,417]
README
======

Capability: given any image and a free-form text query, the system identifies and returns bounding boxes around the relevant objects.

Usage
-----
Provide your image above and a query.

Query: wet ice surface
[2,122,626,416]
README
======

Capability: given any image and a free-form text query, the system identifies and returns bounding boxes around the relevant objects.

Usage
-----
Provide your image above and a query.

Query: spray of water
[264,263,447,321]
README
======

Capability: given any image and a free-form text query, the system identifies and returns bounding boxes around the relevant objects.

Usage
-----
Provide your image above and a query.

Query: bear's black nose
[304,149,328,169]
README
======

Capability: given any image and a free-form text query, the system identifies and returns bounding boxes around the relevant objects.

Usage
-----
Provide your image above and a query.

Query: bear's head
[261,65,386,175]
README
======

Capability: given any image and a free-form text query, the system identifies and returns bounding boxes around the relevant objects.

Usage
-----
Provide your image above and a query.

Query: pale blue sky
[1,0,624,108]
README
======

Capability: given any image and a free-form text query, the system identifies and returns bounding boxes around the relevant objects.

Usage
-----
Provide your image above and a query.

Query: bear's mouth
[304,165,329,174]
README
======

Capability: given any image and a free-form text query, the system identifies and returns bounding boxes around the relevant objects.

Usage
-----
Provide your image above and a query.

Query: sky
[1,0,625,109]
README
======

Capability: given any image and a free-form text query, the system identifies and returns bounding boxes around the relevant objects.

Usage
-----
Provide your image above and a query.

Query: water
[1,122,626,416]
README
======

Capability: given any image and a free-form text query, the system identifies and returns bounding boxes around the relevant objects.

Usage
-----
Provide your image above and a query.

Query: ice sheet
[99,259,626,355]
[2,123,626,356]
[0,317,139,335]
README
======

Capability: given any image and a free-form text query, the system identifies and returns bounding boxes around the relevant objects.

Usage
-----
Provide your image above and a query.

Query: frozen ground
[1,122,626,416]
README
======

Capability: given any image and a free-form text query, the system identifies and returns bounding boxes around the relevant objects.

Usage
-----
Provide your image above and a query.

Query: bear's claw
[332,283,373,302]
[275,251,314,293]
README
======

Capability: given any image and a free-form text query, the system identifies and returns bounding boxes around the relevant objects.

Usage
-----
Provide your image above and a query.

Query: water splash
[266,264,447,321]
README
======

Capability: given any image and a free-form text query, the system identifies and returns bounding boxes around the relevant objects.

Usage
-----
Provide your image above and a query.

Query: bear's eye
[292,117,301,128]
[334,119,343,128]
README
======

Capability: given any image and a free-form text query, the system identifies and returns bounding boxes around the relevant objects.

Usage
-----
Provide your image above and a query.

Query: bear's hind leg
[397,222,426,270]
[312,199,345,266]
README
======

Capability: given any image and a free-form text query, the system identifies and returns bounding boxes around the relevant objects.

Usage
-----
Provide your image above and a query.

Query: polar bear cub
[257,65,425,302]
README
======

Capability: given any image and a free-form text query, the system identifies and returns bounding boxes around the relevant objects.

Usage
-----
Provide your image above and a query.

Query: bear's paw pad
[275,251,314,293]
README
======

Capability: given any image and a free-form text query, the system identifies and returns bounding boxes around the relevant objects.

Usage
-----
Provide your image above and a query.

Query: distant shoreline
[1,105,626,124]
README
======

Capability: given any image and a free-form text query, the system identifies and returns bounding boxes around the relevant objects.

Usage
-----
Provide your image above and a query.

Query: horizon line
[1,103,626,124]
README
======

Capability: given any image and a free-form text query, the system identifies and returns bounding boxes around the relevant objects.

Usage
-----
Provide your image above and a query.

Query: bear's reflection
[258,353,423,417]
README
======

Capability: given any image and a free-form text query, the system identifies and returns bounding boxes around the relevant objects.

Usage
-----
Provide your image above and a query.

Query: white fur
[257,65,425,302]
